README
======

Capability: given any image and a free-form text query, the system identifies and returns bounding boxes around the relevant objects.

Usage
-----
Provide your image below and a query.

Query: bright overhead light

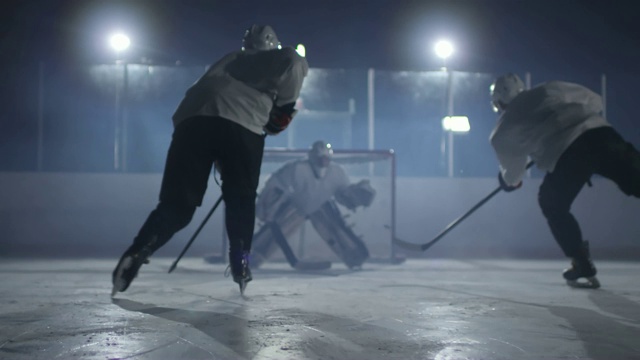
[434,40,454,60]
[442,116,470,132]
[295,44,306,57]
[109,33,131,52]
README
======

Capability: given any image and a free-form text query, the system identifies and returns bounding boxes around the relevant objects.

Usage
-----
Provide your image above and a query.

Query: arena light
[434,40,453,61]
[442,116,470,133]
[109,33,131,52]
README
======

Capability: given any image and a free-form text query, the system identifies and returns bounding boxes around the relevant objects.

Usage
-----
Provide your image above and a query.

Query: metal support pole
[37,62,44,171]
[122,63,129,172]
[114,62,121,171]
[446,69,454,177]
[367,68,375,151]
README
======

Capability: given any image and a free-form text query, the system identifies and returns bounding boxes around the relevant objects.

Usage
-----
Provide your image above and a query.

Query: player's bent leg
[222,186,257,293]
[112,202,195,296]
[538,171,600,288]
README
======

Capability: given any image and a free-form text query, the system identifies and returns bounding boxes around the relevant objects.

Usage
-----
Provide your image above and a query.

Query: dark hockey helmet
[242,25,281,51]
[309,140,333,169]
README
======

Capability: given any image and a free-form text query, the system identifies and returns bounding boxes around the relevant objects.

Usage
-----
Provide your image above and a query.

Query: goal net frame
[212,148,403,265]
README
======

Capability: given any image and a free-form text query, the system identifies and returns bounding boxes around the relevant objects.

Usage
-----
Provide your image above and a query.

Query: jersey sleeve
[490,116,530,185]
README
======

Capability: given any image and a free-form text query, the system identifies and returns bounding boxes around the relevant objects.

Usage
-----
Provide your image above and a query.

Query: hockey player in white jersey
[249,140,375,270]
[489,73,640,288]
[112,25,308,295]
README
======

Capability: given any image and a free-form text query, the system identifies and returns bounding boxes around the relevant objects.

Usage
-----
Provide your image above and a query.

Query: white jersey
[490,81,610,185]
[172,46,308,135]
[256,159,350,220]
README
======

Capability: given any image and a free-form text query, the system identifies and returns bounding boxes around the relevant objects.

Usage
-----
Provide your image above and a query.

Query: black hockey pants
[131,116,264,254]
[538,126,640,258]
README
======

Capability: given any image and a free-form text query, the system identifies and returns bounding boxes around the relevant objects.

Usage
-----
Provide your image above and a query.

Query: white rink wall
[1,172,639,259]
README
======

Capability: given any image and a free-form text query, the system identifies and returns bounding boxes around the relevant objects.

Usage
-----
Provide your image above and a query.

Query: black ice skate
[563,241,600,289]
[226,251,252,295]
[111,244,153,297]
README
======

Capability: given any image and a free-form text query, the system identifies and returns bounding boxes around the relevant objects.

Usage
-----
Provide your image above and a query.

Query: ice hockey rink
[1,256,639,360]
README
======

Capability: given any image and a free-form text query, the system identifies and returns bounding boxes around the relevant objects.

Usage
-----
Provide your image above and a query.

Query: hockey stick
[394,161,534,252]
[168,194,224,273]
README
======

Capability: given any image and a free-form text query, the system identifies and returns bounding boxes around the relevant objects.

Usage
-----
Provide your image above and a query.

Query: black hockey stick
[394,161,534,252]
[168,195,223,273]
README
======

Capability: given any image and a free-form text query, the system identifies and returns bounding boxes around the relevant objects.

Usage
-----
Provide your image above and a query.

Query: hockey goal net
[254,148,401,265]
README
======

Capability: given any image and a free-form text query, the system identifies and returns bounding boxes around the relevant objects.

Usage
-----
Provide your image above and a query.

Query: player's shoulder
[277,47,308,68]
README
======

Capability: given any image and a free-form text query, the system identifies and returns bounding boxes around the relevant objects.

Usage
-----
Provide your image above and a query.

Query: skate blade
[566,276,601,289]
[239,280,247,295]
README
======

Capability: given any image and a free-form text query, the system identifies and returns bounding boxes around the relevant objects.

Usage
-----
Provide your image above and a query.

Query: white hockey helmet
[490,73,525,113]
[308,141,333,175]
[242,25,281,51]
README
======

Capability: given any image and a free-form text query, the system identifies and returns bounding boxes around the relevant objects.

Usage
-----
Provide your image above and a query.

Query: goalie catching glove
[264,102,297,135]
[335,179,376,211]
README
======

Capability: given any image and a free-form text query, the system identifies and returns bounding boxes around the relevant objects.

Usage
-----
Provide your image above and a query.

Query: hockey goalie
[251,140,376,270]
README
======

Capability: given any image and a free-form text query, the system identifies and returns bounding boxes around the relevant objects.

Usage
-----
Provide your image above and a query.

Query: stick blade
[393,237,425,252]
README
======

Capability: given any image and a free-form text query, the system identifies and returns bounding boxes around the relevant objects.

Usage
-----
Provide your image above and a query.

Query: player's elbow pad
[265,102,297,135]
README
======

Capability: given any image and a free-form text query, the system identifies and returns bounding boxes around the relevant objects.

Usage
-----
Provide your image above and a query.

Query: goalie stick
[394,161,534,252]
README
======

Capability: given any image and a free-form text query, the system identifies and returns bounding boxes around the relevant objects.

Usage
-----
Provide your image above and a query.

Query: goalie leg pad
[249,225,278,269]
[251,205,306,268]
[309,201,370,269]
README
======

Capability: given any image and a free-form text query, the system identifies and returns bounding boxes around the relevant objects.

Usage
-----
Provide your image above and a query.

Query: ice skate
[111,244,153,297]
[226,250,252,295]
[563,241,600,289]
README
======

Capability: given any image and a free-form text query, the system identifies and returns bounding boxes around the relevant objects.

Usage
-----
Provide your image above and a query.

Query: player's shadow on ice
[166,263,371,278]
[112,298,443,359]
[112,298,253,359]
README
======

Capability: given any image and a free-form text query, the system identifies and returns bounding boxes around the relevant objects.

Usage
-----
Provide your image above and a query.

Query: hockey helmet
[309,141,333,169]
[242,25,281,51]
[490,73,524,113]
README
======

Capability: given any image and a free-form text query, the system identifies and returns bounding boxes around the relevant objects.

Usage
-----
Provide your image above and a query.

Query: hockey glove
[264,102,297,135]
[335,180,376,211]
[498,172,522,192]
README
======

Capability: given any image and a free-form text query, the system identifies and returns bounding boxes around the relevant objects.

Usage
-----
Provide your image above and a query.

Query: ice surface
[1,257,639,359]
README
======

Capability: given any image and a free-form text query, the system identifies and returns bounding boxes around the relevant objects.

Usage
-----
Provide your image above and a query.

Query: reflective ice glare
[109,33,131,52]
[434,40,453,59]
